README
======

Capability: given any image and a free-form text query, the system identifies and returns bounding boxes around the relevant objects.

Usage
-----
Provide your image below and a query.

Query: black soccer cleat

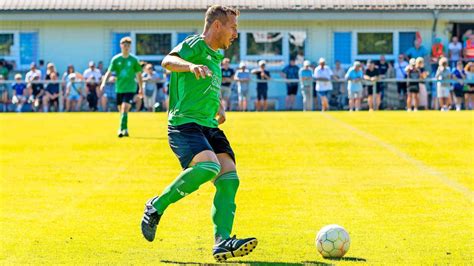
[141,197,161,242]
[118,130,124,138]
[213,235,258,262]
[123,130,129,137]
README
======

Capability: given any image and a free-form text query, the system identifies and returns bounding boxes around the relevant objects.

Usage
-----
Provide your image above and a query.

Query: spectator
[43,64,60,112]
[221,58,234,111]
[28,73,45,112]
[281,58,299,110]
[154,67,167,112]
[313,58,333,111]
[65,73,83,112]
[376,55,390,108]
[0,60,9,80]
[299,60,314,111]
[394,54,409,108]
[406,39,428,60]
[435,57,452,111]
[345,61,364,111]
[332,60,346,110]
[463,31,474,62]
[464,62,474,110]
[11,74,28,112]
[251,60,271,111]
[234,62,251,111]
[405,58,421,111]
[415,57,429,109]
[25,62,42,83]
[97,61,105,75]
[85,76,99,111]
[142,64,160,112]
[38,60,47,80]
[430,37,445,72]
[0,76,7,111]
[448,36,463,68]
[452,61,466,111]
[83,61,102,83]
[364,60,380,111]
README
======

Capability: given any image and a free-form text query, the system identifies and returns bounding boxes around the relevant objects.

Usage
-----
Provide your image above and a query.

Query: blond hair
[438,57,448,66]
[204,5,239,31]
[120,37,132,44]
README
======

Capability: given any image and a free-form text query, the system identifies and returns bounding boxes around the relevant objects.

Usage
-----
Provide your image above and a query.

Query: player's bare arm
[162,55,212,80]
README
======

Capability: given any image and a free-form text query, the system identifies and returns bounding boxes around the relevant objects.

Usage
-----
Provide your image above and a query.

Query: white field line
[323,113,473,203]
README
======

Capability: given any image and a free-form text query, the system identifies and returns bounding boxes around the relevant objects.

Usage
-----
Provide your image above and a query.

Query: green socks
[120,112,128,130]
[212,171,239,241]
[152,161,221,215]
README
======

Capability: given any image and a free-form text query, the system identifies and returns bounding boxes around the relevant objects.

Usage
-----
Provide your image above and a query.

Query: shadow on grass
[325,256,367,262]
[161,260,333,266]
[130,136,167,140]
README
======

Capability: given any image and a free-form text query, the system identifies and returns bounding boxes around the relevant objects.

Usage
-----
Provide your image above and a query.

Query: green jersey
[108,54,142,93]
[168,35,224,128]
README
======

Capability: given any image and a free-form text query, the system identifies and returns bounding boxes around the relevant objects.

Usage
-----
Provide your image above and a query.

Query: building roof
[0,0,472,11]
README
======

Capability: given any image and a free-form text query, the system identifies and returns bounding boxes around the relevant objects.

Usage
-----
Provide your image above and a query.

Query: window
[224,33,240,64]
[247,32,283,56]
[357,32,393,55]
[136,33,172,56]
[289,31,306,63]
[0,33,14,56]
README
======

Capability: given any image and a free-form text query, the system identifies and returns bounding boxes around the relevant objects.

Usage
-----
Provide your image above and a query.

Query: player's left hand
[217,108,226,125]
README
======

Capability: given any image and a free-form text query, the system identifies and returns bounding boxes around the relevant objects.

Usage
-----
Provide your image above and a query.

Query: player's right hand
[189,64,212,80]
[99,84,105,94]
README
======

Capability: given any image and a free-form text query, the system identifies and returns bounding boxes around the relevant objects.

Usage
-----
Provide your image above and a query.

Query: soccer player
[140,5,258,262]
[100,37,143,137]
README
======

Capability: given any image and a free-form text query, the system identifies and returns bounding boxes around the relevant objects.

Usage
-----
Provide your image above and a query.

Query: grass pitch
[0,111,473,265]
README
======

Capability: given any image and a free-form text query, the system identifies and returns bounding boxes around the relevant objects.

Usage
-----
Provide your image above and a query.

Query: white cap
[15,73,22,79]
[319,57,326,64]
[239,62,246,68]
[354,61,361,67]
[303,60,311,67]
[68,73,76,79]
[258,60,266,66]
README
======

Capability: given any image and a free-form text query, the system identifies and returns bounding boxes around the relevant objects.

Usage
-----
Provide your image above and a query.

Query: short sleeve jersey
[221,67,235,87]
[107,54,142,93]
[168,35,224,128]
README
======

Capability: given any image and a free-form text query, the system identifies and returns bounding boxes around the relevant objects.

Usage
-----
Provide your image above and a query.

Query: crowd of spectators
[0,31,473,112]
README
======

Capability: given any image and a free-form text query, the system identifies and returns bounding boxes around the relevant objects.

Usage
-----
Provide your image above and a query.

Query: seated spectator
[299,60,314,111]
[11,74,29,112]
[25,62,42,83]
[43,71,60,112]
[65,73,83,112]
[464,62,474,110]
[234,62,251,111]
[345,61,364,111]
[28,73,45,112]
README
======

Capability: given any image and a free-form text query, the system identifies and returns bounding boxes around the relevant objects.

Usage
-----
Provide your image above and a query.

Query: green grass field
[0,112,473,265]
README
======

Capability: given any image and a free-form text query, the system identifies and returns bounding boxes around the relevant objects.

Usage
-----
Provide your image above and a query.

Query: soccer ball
[316,224,350,258]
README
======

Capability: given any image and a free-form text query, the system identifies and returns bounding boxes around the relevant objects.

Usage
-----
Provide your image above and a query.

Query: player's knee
[195,161,221,181]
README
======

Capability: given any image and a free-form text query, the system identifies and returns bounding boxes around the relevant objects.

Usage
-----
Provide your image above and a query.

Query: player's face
[121,42,131,53]
[220,15,238,50]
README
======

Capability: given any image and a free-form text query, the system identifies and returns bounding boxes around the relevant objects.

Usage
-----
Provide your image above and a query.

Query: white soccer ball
[316,224,350,258]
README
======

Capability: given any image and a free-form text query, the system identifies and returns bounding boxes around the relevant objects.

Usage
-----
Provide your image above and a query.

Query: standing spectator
[405,58,421,111]
[11,74,28,112]
[345,61,364,111]
[313,58,333,111]
[394,54,409,109]
[435,57,452,111]
[38,60,47,80]
[299,60,314,111]
[65,73,83,112]
[415,57,429,109]
[376,55,390,109]
[430,37,445,72]
[83,61,102,83]
[406,39,428,60]
[0,76,8,111]
[97,61,105,75]
[452,61,466,111]
[251,60,271,111]
[221,58,234,111]
[43,64,60,112]
[25,62,42,83]
[28,73,45,111]
[463,31,474,62]
[83,61,103,111]
[234,62,251,111]
[0,60,9,80]
[448,36,463,68]
[364,60,380,111]
[281,58,299,110]
[332,60,346,110]
[464,62,474,110]
[142,64,160,112]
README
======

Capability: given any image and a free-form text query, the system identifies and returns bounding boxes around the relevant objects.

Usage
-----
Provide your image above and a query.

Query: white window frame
[131,31,177,61]
[352,29,419,61]
[0,31,20,67]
